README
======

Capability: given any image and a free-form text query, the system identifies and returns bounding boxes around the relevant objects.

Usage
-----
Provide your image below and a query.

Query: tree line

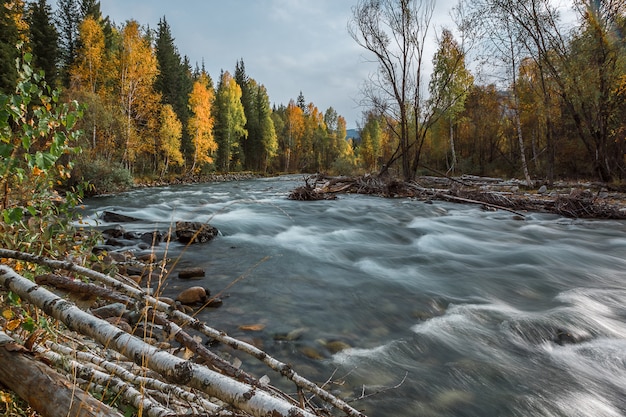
[1,0,625,186]
[0,0,355,191]
[351,0,626,183]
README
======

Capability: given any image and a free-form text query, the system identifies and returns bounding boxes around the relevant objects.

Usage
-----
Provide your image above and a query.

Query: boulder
[175,222,218,244]
[176,286,208,305]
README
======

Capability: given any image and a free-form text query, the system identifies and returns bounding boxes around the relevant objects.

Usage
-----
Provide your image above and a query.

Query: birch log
[0,249,367,417]
[0,331,124,417]
[0,265,317,417]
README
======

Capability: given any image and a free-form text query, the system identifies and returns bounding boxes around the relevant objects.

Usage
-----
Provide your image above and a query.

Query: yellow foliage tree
[159,104,183,177]
[116,20,160,170]
[284,100,304,172]
[70,16,105,149]
[187,73,216,171]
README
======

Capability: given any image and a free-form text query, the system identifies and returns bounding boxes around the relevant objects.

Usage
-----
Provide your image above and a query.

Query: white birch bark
[0,248,366,417]
[38,341,225,415]
[0,264,317,417]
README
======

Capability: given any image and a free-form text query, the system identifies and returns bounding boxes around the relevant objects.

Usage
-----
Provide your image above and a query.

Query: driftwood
[0,249,367,417]
[290,174,626,219]
[0,331,124,417]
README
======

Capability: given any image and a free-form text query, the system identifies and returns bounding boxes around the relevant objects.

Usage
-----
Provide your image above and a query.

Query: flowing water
[80,176,626,417]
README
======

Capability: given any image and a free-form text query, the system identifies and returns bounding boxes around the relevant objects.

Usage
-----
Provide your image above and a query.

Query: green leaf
[3,208,24,224]
[35,151,57,170]
[0,142,13,158]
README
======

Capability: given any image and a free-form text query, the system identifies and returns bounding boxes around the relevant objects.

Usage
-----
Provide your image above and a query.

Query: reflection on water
[81,176,626,417]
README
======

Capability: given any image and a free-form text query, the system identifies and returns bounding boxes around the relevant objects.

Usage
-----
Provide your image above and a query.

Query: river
[80,175,626,417]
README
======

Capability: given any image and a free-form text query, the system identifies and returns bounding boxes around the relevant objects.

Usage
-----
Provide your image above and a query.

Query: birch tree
[187,72,216,172]
[214,71,247,172]
[116,20,160,170]
[158,103,183,176]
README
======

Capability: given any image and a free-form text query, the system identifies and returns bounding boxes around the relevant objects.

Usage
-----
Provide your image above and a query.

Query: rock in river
[176,286,209,304]
[175,222,219,244]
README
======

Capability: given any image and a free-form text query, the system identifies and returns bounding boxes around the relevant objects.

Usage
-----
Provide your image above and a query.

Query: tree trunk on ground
[0,331,124,417]
[0,249,367,417]
[0,265,318,417]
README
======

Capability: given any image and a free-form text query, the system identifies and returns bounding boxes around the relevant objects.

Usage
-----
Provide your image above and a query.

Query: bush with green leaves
[0,48,90,256]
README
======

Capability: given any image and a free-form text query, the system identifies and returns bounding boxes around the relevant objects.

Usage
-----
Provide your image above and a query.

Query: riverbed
[80,175,626,417]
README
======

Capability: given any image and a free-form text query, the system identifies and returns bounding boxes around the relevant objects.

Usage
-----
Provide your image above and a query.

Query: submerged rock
[553,328,578,345]
[178,267,206,279]
[102,211,142,223]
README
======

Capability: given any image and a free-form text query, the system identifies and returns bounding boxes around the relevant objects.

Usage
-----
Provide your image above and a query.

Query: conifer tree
[56,0,80,87]
[234,58,253,168]
[27,0,59,86]
[0,0,23,92]
[155,17,193,161]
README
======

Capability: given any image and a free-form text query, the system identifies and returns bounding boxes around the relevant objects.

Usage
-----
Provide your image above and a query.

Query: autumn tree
[428,29,473,175]
[158,103,183,177]
[115,19,160,171]
[214,70,246,172]
[69,16,104,147]
[359,111,383,171]
[187,71,216,172]
[302,102,325,171]
[282,99,304,172]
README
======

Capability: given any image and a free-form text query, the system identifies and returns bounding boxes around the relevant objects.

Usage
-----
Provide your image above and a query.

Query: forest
[0,0,624,194]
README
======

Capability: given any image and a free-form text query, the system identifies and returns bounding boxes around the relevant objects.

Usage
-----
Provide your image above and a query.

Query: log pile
[0,249,367,417]
[291,174,626,219]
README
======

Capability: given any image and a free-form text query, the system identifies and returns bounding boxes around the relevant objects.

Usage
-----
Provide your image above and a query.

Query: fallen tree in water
[0,249,367,417]
[289,174,626,220]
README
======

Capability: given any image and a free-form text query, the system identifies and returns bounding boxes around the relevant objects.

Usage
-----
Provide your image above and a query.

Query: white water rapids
[80,176,626,417]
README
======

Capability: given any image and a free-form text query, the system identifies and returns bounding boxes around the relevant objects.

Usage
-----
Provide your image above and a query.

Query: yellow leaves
[188,78,217,166]
[159,104,184,166]
[31,165,44,176]
[238,323,266,332]
[2,309,14,320]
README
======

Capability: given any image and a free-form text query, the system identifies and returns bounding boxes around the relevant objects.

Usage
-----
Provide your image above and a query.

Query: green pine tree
[27,0,59,86]
[155,17,193,164]
[0,0,25,93]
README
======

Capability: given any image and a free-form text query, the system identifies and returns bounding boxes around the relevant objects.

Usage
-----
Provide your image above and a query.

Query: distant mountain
[346,128,360,142]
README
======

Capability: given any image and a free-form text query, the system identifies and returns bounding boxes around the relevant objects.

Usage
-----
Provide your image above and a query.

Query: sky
[97,0,462,129]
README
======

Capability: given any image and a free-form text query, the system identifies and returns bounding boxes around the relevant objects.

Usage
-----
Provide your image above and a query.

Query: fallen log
[0,248,367,417]
[0,330,124,417]
[0,264,318,417]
